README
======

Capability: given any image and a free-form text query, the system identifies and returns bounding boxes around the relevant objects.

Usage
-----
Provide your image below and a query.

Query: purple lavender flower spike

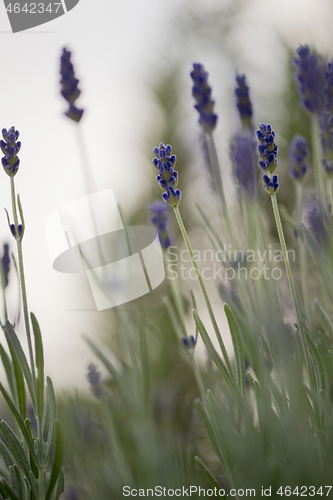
[60,48,84,123]
[1,127,21,177]
[324,59,333,112]
[262,174,279,195]
[256,124,279,195]
[152,143,181,207]
[148,200,173,249]
[294,45,324,114]
[256,123,278,174]
[231,132,256,198]
[190,63,218,132]
[235,74,253,128]
[86,363,101,397]
[289,134,309,181]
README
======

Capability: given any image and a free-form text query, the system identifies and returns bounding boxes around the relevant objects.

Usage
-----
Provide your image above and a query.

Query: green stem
[173,205,234,378]
[206,131,234,246]
[38,461,45,500]
[10,177,36,385]
[296,183,313,332]
[270,193,312,380]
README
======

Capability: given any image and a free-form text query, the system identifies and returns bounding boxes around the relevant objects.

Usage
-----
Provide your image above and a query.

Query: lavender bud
[86,363,101,397]
[190,63,218,132]
[60,48,84,123]
[289,134,309,181]
[152,143,181,207]
[1,126,20,177]
[235,74,253,128]
[294,45,325,114]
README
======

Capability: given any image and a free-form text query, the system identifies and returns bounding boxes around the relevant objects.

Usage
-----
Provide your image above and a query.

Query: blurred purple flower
[190,63,218,132]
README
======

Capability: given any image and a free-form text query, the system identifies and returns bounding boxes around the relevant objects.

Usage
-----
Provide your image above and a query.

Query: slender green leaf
[0,480,9,500]
[194,399,225,467]
[4,321,35,408]
[55,467,65,500]
[315,299,333,337]
[194,457,226,498]
[0,439,15,469]
[12,465,24,500]
[0,421,37,498]
[45,376,57,463]
[3,330,25,417]
[0,478,20,500]
[0,383,37,464]
[224,304,245,399]
[0,343,17,403]
[45,422,64,500]
[246,372,256,391]
[193,309,235,395]
[31,313,44,418]
[305,332,326,392]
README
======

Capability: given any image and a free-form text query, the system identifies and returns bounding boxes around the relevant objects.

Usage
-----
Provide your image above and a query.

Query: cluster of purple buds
[181,335,196,351]
[148,200,172,249]
[256,124,278,173]
[0,127,21,177]
[294,45,324,114]
[190,63,218,132]
[319,60,333,176]
[86,363,101,397]
[256,124,279,195]
[324,59,333,112]
[60,48,84,123]
[319,113,333,176]
[289,134,309,181]
[152,143,181,207]
[235,74,253,128]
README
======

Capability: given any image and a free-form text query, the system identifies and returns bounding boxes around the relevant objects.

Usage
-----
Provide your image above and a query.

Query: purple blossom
[294,45,324,114]
[87,363,101,397]
[0,127,21,177]
[289,134,309,181]
[235,74,253,128]
[60,48,84,123]
[152,143,181,207]
[190,63,218,132]
[256,123,278,173]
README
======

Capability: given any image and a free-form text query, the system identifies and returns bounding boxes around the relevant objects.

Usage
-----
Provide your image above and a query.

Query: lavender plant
[146,47,333,496]
[0,128,64,500]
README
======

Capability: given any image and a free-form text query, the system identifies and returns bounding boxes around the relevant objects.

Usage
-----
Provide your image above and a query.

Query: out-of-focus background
[0,0,333,388]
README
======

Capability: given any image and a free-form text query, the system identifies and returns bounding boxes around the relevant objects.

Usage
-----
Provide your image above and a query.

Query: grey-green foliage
[0,317,64,500]
[58,311,206,499]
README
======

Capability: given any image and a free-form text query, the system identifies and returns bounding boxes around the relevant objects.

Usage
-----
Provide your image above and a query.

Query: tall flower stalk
[289,135,313,330]
[190,63,234,245]
[152,143,237,392]
[256,124,312,380]
[294,45,326,205]
[0,127,64,500]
